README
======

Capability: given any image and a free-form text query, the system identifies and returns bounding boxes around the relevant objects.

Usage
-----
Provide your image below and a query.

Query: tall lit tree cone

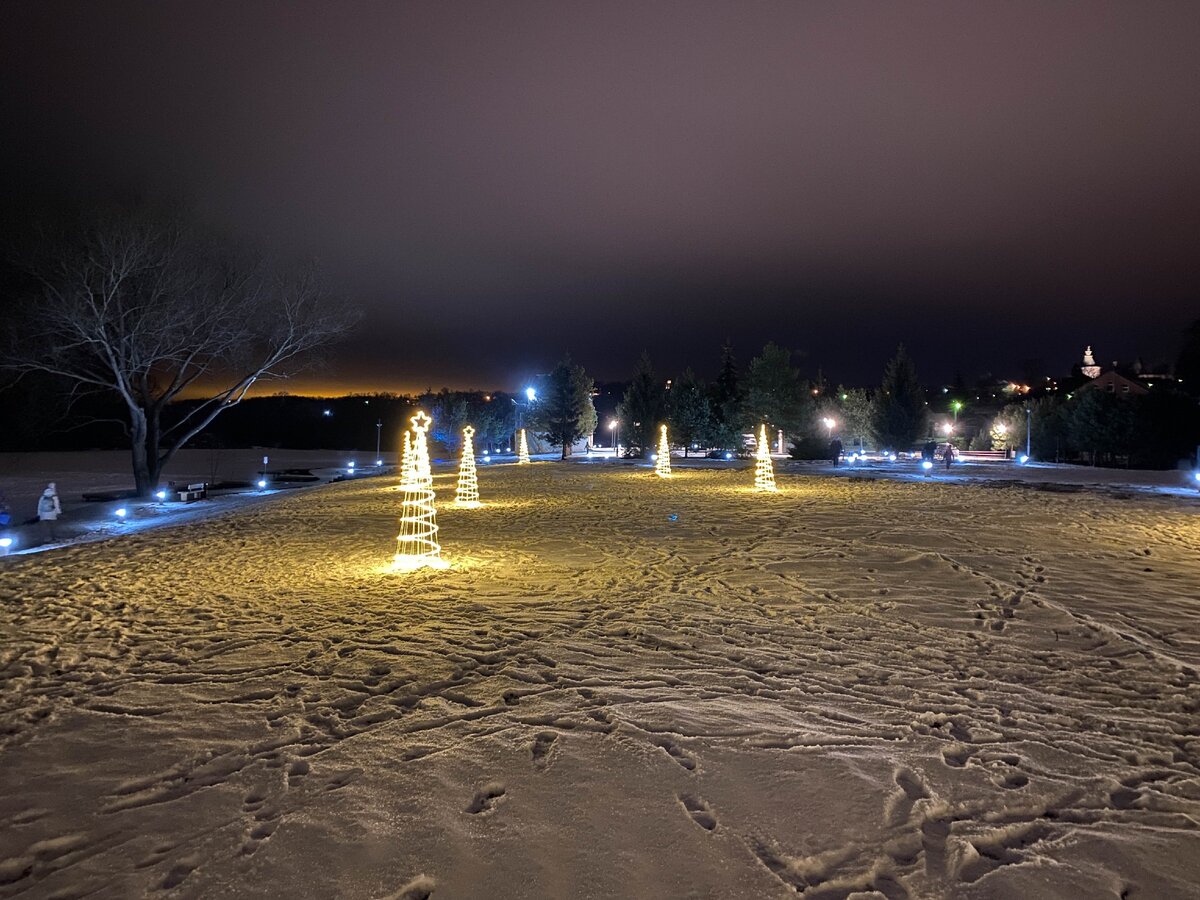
[394,411,448,570]
[455,425,481,507]
[655,424,672,477]
[517,428,531,464]
[755,423,777,492]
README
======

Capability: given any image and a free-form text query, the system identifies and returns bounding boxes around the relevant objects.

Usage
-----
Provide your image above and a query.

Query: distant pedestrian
[944,444,956,470]
[37,482,61,543]
[829,438,843,465]
[923,440,937,463]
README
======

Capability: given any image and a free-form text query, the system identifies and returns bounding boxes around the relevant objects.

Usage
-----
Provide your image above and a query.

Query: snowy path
[1,466,1198,898]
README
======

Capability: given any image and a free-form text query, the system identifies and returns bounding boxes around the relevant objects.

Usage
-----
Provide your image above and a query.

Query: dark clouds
[3,2,1199,391]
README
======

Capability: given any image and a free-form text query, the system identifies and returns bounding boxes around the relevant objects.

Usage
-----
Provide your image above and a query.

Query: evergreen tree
[530,355,597,459]
[1068,389,1136,466]
[668,367,711,457]
[836,386,872,452]
[617,352,666,457]
[744,342,809,437]
[869,345,927,452]
[708,342,744,451]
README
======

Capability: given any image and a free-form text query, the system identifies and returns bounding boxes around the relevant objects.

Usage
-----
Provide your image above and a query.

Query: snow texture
[1,463,1199,898]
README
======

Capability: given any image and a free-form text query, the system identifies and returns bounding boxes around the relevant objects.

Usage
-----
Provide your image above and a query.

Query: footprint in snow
[531,732,557,770]
[678,794,717,831]
[464,783,506,814]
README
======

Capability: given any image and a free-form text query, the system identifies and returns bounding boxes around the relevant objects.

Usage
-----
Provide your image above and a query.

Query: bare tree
[2,210,357,494]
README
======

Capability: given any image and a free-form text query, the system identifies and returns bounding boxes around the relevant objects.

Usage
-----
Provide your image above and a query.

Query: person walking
[829,437,843,465]
[943,443,956,470]
[37,482,62,543]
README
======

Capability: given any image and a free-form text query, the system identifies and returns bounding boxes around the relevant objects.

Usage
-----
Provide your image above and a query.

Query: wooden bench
[177,483,207,503]
[958,450,1010,460]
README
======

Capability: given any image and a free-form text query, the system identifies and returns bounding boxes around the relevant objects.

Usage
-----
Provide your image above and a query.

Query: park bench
[957,450,1010,460]
[177,483,207,503]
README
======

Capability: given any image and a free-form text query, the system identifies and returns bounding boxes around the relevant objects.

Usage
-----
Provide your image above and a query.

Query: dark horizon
[3,2,1198,393]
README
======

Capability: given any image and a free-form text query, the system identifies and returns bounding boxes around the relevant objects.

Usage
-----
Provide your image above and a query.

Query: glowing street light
[257,479,268,489]
[155,490,167,501]
[951,400,963,422]
[941,422,953,436]
[525,386,537,403]
[609,419,619,458]
[822,417,836,437]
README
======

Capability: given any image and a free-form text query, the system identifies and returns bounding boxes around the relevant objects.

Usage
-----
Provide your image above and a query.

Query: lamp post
[822,417,836,438]
[609,419,619,459]
[951,400,962,423]
[375,419,382,464]
[1025,405,1032,458]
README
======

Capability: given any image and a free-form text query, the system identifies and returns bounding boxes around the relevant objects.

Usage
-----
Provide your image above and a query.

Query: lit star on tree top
[410,410,432,432]
[463,425,475,438]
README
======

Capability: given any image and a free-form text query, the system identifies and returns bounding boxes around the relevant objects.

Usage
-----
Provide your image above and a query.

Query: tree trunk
[129,409,154,496]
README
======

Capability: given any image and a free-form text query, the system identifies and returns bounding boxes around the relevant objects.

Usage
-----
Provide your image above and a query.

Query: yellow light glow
[754,423,778,492]
[399,430,414,488]
[655,424,672,477]
[517,428,531,464]
[393,410,448,571]
[455,425,481,507]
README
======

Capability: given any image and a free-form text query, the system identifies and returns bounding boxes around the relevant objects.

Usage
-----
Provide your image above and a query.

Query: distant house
[1077,370,1148,397]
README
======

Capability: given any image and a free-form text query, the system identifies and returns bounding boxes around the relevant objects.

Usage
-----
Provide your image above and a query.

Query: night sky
[3,2,1199,394]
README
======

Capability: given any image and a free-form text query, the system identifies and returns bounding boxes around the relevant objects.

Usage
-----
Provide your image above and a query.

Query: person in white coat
[37,482,62,542]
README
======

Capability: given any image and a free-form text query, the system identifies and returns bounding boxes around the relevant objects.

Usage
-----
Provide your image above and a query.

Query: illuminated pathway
[1,465,1198,898]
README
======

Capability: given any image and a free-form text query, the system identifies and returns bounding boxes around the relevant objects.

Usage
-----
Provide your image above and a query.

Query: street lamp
[375,419,382,464]
[1025,404,1032,458]
[525,386,537,403]
[951,400,963,422]
[822,417,836,437]
[609,419,619,458]
[941,422,953,436]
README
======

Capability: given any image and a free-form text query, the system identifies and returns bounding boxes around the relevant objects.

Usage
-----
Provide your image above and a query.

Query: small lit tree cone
[754,423,777,492]
[517,428,531,464]
[456,425,481,507]
[655,424,672,478]
[394,411,448,570]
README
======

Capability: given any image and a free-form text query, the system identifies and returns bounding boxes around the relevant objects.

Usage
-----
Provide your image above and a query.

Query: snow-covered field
[1,464,1198,899]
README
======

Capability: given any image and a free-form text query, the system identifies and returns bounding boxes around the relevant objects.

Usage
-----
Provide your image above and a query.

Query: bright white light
[650,453,657,461]
[115,507,127,518]
[996,422,1008,435]
[608,420,618,430]
[889,453,897,462]
[1018,454,1029,464]
[921,460,933,471]
[1193,471,1200,483]
[323,409,332,416]
[822,417,836,430]
[725,452,733,460]
[155,490,167,500]
[0,538,13,549]
[348,461,355,469]
[941,423,953,435]
[525,386,537,402]
[375,459,383,466]
[257,479,268,489]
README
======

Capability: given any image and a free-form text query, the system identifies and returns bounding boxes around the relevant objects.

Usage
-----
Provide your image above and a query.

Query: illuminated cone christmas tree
[655,424,671,477]
[393,411,447,570]
[754,423,777,492]
[517,428,531,464]
[455,425,481,507]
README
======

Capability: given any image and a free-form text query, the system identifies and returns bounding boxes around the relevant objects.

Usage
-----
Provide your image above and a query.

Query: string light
[754,423,777,492]
[455,425,481,507]
[655,424,671,477]
[393,410,447,571]
[399,430,414,487]
[517,428,531,464]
